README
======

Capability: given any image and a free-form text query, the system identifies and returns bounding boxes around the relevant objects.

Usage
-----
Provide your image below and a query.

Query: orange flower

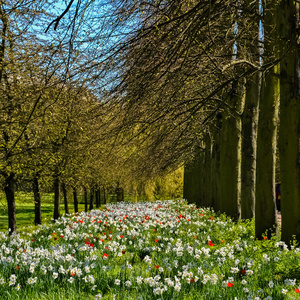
[227,282,234,287]
[155,239,159,243]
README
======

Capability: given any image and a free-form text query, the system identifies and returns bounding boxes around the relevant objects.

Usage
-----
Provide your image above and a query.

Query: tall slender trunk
[210,136,220,212]
[95,187,100,208]
[219,84,243,221]
[255,1,279,239]
[4,172,16,233]
[33,175,41,225]
[116,185,124,202]
[240,0,260,221]
[53,176,60,220]
[278,1,300,244]
[203,133,212,208]
[62,182,69,214]
[89,187,94,210]
[73,187,78,213]
[98,188,101,206]
[241,73,260,219]
[84,187,88,212]
[183,146,204,207]
[103,186,106,204]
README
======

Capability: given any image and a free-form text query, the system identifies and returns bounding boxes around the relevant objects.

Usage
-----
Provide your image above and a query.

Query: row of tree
[0,0,185,233]
[66,0,298,245]
[3,0,300,247]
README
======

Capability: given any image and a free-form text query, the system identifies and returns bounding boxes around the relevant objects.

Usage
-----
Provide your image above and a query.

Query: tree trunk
[241,73,260,219]
[183,146,204,207]
[116,184,124,202]
[62,182,69,214]
[278,1,300,244]
[103,186,107,204]
[53,176,60,220]
[89,187,94,210]
[84,187,88,212]
[73,187,78,213]
[33,175,41,225]
[255,1,279,239]
[203,133,212,208]
[4,172,16,234]
[210,113,222,213]
[98,188,101,205]
[95,187,100,207]
[219,85,242,221]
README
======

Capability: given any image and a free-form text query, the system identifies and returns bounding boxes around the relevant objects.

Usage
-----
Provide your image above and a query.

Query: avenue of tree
[1,0,300,247]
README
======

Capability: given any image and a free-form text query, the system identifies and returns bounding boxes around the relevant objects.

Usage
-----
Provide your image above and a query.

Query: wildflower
[230,267,239,274]
[15,283,21,291]
[9,275,16,286]
[68,277,74,283]
[268,281,274,288]
[174,284,181,292]
[208,240,215,247]
[136,276,143,284]
[52,272,58,279]
[115,279,121,285]
[125,280,132,287]
[103,253,109,259]
[95,294,102,299]
[282,289,288,294]
[27,277,37,284]
[227,282,234,287]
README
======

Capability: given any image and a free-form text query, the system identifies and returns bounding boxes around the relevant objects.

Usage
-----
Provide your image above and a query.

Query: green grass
[0,192,161,232]
[0,192,90,232]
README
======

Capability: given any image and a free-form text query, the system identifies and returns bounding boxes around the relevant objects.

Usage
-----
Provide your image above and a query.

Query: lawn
[0,192,87,232]
[0,199,300,299]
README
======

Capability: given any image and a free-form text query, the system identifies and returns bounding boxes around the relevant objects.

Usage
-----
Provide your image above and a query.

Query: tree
[278,0,300,244]
[255,0,279,239]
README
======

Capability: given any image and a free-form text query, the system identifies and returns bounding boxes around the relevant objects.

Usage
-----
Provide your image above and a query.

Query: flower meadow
[1,200,300,299]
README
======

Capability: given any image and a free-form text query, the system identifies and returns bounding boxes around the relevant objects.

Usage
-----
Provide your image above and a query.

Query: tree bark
[4,172,16,234]
[241,73,260,219]
[62,182,69,214]
[116,183,124,202]
[73,187,78,213]
[255,1,279,239]
[84,187,88,212]
[210,115,222,213]
[53,176,60,220]
[203,133,212,208]
[278,1,300,244]
[219,85,242,221]
[33,175,41,225]
[89,187,94,210]
[103,186,107,204]
[183,146,204,207]
[95,187,101,207]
